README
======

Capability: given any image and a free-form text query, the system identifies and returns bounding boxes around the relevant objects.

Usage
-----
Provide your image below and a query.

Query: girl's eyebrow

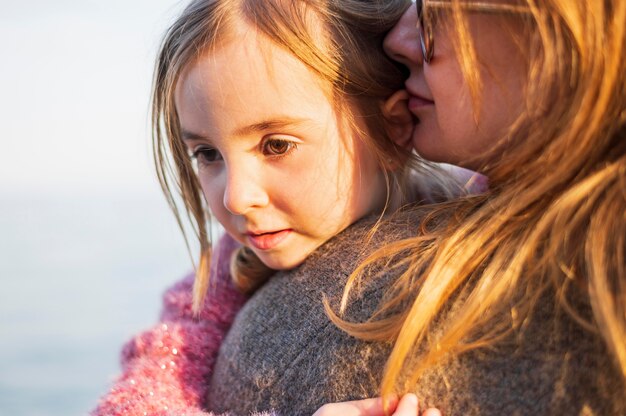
[232,116,310,137]
[181,130,208,142]
[181,117,310,142]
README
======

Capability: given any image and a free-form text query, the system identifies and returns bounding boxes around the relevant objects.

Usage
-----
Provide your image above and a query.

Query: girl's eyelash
[261,136,298,158]
[188,137,298,166]
[190,146,222,165]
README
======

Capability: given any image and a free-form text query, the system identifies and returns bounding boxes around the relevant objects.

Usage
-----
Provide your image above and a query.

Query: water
[0,192,195,415]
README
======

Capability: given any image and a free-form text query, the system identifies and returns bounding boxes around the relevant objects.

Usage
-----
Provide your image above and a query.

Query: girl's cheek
[198,175,221,205]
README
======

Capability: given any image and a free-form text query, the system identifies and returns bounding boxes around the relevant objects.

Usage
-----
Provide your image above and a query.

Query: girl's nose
[383,3,422,67]
[222,166,270,215]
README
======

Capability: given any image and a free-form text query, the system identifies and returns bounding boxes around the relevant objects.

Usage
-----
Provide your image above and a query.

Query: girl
[92,0,449,414]
[325,0,625,414]
[165,0,467,411]
[152,0,446,309]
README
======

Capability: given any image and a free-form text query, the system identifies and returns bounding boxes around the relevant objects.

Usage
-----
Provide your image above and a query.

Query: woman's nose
[383,3,422,67]
[222,165,270,216]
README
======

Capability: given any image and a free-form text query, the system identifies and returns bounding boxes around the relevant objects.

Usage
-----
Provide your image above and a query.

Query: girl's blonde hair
[152,0,450,311]
[329,0,626,396]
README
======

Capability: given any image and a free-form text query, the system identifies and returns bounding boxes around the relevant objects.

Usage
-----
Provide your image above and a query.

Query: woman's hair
[329,0,626,395]
[151,0,449,311]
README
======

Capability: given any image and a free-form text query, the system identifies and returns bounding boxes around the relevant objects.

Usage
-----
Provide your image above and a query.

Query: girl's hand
[312,393,442,416]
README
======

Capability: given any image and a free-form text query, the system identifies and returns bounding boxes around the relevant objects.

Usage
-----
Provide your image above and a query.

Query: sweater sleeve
[91,234,253,416]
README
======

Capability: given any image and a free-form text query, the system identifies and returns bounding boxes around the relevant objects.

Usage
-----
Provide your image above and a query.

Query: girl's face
[383,2,527,169]
[175,28,387,270]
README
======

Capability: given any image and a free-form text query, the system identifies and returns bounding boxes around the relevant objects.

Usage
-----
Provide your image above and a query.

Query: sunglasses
[416,0,530,64]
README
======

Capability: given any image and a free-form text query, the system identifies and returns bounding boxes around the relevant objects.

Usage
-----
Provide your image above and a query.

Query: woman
[330,0,625,413]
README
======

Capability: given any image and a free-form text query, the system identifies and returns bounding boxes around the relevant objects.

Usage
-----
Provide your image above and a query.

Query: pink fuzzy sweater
[91,234,259,416]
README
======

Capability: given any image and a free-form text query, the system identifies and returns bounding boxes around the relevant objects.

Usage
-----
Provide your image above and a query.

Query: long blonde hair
[151,0,452,311]
[330,0,626,395]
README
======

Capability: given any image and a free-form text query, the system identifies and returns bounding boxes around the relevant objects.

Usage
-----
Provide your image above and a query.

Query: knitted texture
[91,234,265,416]
[207,214,413,415]
[207,212,626,416]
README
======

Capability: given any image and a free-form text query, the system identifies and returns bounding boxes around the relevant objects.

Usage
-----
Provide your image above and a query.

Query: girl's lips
[407,94,434,112]
[247,229,292,251]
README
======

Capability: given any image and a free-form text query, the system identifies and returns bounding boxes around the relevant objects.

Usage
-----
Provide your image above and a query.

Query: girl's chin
[256,252,307,272]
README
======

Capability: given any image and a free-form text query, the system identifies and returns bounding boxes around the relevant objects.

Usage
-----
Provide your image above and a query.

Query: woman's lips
[246,229,292,250]
[407,94,434,112]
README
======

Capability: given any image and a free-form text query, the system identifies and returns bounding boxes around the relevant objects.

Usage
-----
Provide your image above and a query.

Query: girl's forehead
[175,32,341,136]
[178,19,338,107]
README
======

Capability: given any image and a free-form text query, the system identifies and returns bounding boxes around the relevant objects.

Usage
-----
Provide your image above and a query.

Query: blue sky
[0,0,186,195]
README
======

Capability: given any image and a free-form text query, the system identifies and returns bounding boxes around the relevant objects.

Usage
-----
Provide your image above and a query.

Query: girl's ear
[382,90,414,150]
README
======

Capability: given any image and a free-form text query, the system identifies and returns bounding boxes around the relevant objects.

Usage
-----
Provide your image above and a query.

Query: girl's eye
[262,137,297,156]
[192,147,222,164]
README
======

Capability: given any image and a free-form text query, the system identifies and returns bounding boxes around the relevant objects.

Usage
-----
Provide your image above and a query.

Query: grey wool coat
[207,212,626,416]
